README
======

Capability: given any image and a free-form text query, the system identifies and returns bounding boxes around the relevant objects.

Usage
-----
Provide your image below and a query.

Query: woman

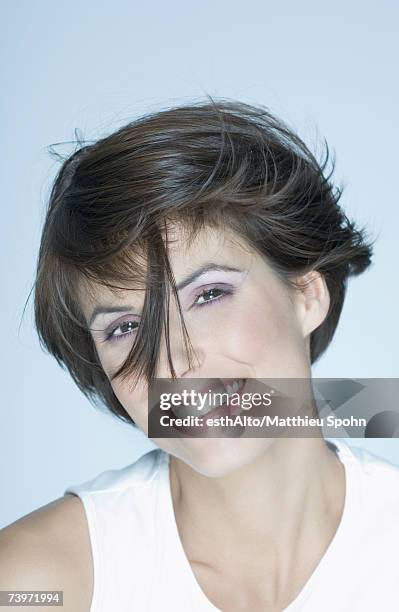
[1,99,398,612]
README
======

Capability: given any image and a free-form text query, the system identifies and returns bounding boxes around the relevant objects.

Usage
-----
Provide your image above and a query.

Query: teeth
[170,379,245,419]
[225,379,244,395]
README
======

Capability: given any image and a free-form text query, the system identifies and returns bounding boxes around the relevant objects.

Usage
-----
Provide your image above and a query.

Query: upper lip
[149,377,246,416]
[193,377,245,396]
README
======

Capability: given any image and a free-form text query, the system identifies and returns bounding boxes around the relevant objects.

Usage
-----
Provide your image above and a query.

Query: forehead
[77,222,255,314]
[166,221,253,271]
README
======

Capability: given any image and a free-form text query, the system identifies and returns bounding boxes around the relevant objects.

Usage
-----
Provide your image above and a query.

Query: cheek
[95,342,149,428]
[110,378,149,433]
[98,344,131,378]
[208,285,307,376]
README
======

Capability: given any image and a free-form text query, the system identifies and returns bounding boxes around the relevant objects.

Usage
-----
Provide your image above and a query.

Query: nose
[156,301,204,379]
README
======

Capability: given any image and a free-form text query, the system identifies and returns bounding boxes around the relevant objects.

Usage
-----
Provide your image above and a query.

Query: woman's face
[81,223,328,477]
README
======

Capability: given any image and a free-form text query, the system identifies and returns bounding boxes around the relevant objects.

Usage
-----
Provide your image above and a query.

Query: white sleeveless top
[65,439,399,611]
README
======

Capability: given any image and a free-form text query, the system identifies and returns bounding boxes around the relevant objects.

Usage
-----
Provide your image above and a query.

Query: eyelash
[104,285,234,343]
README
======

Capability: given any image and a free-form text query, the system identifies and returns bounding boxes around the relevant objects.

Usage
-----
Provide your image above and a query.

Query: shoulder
[65,448,165,496]
[343,442,399,526]
[347,442,399,489]
[0,450,165,612]
[0,494,92,612]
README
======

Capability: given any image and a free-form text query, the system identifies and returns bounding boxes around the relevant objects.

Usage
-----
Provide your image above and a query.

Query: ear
[291,270,330,338]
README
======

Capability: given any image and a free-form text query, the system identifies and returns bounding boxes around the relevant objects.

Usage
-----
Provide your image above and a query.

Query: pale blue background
[1,0,398,528]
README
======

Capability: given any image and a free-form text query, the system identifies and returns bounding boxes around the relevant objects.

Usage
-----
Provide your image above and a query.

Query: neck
[169,438,345,585]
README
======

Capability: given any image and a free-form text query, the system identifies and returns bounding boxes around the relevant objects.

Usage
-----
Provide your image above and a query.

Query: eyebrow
[88,262,242,327]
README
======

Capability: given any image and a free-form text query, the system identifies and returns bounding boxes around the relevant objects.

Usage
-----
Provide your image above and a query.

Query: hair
[31,96,374,425]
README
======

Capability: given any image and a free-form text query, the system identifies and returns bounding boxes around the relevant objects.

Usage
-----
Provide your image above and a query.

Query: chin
[174,436,275,478]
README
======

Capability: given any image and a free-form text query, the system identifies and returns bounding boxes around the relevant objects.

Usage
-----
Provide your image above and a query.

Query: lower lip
[171,380,247,437]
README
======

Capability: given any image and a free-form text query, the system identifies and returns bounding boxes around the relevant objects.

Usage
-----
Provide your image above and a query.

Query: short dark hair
[32,97,374,424]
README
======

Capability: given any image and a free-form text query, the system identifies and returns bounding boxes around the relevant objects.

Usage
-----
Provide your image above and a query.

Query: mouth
[165,378,247,437]
[170,378,247,420]
[147,377,251,438]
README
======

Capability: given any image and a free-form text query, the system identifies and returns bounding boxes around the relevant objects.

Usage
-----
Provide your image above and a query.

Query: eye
[105,319,139,343]
[193,286,233,307]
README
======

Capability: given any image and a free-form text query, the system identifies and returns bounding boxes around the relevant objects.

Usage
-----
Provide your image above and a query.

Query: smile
[170,378,247,419]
